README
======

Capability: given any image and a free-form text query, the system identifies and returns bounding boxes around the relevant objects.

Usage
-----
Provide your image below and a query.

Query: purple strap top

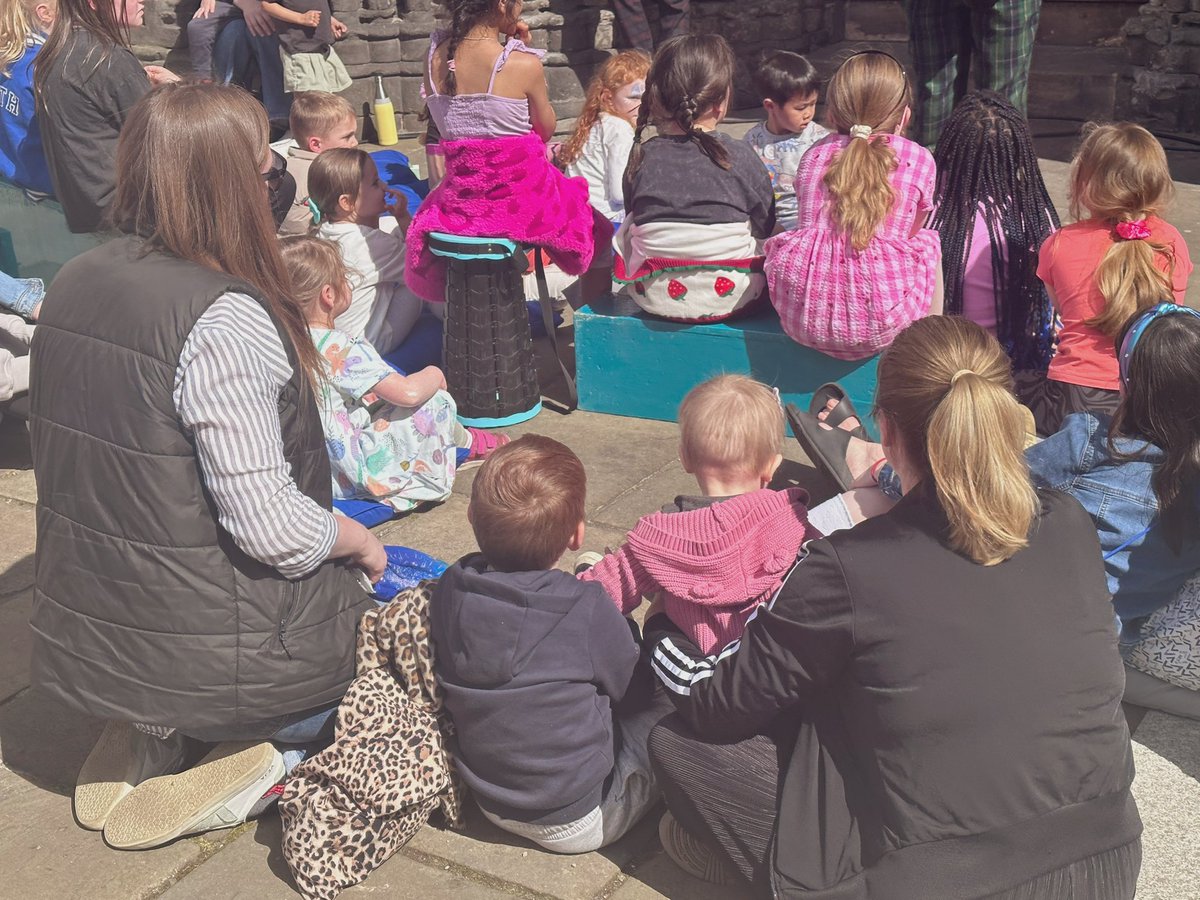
[423,31,544,141]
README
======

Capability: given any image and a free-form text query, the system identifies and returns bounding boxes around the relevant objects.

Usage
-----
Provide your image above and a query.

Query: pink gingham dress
[765,133,941,360]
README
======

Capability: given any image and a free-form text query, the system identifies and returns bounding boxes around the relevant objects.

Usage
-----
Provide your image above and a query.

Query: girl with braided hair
[615,34,775,321]
[405,0,604,302]
[930,91,1058,373]
[764,51,942,361]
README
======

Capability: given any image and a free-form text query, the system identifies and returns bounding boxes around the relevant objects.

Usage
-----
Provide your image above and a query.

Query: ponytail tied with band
[1115,219,1152,241]
[849,124,873,140]
[949,368,975,386]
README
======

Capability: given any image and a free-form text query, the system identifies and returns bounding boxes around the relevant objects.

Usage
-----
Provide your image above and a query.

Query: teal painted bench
[575,295,881,439]
[0,179,105,281]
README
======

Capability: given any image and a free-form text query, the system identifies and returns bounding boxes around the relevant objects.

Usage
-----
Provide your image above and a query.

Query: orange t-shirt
[1038,216,1193,390]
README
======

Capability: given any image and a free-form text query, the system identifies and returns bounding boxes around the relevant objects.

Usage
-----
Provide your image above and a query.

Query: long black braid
[930,91,1060,372]
[437,0,518,96]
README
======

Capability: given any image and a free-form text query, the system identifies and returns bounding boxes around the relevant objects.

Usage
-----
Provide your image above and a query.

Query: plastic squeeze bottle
[372,74,398,146]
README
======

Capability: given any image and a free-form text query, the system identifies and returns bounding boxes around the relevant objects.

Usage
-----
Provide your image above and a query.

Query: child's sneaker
[658,812,738,886]
[102,742,284,850]
[459,428,510,470]
[574,551,604,574]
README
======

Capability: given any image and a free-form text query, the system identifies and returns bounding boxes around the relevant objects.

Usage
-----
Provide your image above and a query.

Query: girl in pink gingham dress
[765,51,943,361]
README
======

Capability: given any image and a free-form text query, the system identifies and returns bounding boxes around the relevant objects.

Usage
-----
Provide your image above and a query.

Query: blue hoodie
[430,554,652,825]
[0,35,54,196]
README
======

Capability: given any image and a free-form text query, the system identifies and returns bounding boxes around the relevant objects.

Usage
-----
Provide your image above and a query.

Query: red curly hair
[558,50,651,167]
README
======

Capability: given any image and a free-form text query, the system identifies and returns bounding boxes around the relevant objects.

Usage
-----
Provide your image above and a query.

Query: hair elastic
[306,197,322,225]
[849,124,873,140]
[949,368,974,385]
[1115,219,1152,241]
[1117,302,1200,387]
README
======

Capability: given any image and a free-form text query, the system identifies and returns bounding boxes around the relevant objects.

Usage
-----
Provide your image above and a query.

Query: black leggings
[648,714,1141,899]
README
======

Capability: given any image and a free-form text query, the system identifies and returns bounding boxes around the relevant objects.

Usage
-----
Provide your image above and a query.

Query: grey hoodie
[431,554,651,825]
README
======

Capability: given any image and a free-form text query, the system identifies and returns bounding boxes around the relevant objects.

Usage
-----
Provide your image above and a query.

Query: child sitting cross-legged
[431,435,672,854]
[281,236,505,512]
[579,375,818,654]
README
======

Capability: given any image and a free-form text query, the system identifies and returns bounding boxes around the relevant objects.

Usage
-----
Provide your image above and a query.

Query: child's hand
[144,65,182,86]
[384,188,411,231]
[193,0,217,19]
[331,16,348,37]
[301,9,321,27]
[507,18,532,43]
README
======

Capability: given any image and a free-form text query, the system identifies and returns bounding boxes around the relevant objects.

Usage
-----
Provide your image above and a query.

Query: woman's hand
[234,0,275,37]
[331,515,388,583]
[144,65,182,86]
[352,531,388,584]
[193,0,217,19]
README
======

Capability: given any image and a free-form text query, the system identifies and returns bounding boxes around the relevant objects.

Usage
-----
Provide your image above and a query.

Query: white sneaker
[74,722,187,831]
[102,742,284,850]
[574,551,604,574]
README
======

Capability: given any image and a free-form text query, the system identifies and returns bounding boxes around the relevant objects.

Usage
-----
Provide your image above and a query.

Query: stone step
[805,41,1130,124]
[575,294,881,440]
[845,0,1142,47]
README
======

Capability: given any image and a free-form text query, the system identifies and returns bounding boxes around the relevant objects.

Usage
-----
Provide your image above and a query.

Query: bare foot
[815,398,886,486]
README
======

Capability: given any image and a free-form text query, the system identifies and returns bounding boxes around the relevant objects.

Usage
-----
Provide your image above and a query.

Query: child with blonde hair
[560,50,651,225]
[281,236,504,512]
[0,0,56,194]
[765,50,943,360]
[278,91,358,235]
[308,147,424,354]
[1032,122,1192,434]
[579,375,816,653]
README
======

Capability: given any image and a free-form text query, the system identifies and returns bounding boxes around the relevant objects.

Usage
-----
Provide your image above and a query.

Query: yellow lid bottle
[372,73,398,146]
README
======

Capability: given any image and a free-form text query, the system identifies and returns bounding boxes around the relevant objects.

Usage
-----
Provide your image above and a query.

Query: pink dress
[765,133,941,360]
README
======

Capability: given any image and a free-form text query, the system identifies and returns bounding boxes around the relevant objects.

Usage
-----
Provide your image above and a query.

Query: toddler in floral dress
[282,237,506,512]
[765,51,942,360]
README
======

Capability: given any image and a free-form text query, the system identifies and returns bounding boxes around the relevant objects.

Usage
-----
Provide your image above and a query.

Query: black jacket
[649,484,1140,899]
[431,554,652,824]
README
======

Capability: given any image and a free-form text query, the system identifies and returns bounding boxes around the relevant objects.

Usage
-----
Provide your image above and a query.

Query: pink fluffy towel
[405,131,601,302]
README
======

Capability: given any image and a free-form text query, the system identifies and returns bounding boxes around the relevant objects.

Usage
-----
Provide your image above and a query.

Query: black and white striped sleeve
[174,292,337,580]
[648,539,855,742]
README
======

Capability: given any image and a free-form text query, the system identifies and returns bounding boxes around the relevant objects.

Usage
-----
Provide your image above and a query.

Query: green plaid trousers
[904,0,1042,148]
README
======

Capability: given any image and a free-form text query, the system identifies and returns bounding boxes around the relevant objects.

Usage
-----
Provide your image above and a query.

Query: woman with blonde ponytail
[644,313,1140,897]
[765,50,943,361]
[1031,122,1191,435]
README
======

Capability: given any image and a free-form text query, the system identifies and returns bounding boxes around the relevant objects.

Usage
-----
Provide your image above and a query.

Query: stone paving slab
[0,498,36,599]
[0,766,207,899]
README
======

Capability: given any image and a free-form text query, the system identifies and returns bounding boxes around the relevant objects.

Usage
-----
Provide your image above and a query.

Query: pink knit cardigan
[404,131,603,302]
[579,488,816,654]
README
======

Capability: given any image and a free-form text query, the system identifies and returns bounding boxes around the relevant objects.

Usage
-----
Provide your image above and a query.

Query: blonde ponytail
[876,316,1039,567]
[822,51,910,252]
[823,137,897,251]
[1087,237,1175,336]
[926,371,1038,565]
[1070,122,1177,337]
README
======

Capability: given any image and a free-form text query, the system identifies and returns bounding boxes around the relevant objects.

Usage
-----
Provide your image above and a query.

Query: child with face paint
[559,50,651,225]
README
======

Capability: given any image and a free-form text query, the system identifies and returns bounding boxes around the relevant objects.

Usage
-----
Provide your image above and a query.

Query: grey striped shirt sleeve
[173,292,337,580]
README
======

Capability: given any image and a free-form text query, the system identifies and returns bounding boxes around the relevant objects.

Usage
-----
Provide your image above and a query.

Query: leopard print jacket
[279,582,465,899]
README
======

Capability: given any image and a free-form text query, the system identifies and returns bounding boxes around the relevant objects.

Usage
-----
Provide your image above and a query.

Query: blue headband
[1118,303,1200,387]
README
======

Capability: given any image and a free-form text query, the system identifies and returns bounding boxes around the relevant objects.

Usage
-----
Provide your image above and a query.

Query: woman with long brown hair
[645,316,1141,897]
[33,0,177,232]
[29,82,380,851]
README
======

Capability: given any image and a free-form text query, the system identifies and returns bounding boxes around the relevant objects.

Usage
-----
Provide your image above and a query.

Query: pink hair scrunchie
[1115,219,1152,241]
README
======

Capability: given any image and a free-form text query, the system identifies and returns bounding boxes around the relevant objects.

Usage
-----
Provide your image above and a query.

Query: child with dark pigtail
[615,34,775,321]
[405,0,603,303]
[930,90,1059,373]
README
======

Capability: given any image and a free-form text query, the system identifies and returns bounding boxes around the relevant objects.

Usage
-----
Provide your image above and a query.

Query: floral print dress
[311,327,462,512]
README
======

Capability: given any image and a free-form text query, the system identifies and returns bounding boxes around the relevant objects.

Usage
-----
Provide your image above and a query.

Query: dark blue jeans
[182,703,338,745]
[211,18,290,123]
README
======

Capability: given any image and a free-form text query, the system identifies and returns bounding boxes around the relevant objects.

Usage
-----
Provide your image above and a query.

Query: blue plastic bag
[368,545,449,602]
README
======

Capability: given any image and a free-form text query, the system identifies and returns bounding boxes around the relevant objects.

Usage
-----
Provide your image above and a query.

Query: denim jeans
[181,702,339,745]
[212,19,291,123]
[0,271,44,318]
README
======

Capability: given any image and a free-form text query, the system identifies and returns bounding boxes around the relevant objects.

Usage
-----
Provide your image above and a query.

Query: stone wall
[135,0,844,137]
[1122,0,1200,133]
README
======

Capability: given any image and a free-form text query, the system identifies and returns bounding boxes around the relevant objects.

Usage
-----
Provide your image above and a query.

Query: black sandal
[786,403,854,492]
[809,382,868,440]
